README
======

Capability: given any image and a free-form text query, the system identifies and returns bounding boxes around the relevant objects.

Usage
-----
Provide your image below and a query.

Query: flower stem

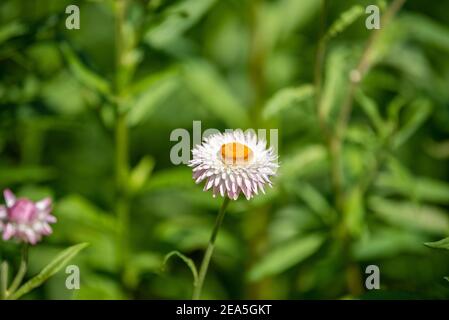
[8,244,29,297]
[192,197,231,300]
[114,0,130,274]
[0,261,8,300]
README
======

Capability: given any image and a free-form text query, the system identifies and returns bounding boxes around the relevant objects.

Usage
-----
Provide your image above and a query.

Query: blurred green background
[1,0,449,299]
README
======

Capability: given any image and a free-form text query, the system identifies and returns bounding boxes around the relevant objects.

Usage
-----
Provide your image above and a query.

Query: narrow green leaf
[279,145,328,181]
[343,187,365,237]
[321,47,350,120]
[0,166,56,185]
[369,197,449,236]
[144,0,218,48]
[376,173,449,205]
[129,156,155,193]
[162,251,198,286]
[324,5,364,41]
[183,61,248,127]
[392,98,432,149]
[248,234,325,282]
[425,237,449,250]
[60,43,111,96]
[355,90,384,134]
[127,76,179,127]
[401,13,449,52]
[262,84,314,119]
[0,22,26,45]
[10,243,89,300]
[56,195,117,233]
[293,182,334,223]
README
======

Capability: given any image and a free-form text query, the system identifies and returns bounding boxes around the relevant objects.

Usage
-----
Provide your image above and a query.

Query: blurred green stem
[315,0,329,136]
[114,0,130,274]
[331,0,406,208]
[0,261,8,300]
[192,197,230,300]
[8,244,28,296]
[328,0,407,296]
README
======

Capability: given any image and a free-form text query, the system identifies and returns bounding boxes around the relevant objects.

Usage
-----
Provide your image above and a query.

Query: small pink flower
[0,189,56,245]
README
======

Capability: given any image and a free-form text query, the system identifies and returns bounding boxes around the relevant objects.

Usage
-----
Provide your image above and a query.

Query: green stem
[114,0,130,273]
[0,261,8,300]
[116,112,130,267]
[192,197,231,300]
[329,0,407,296]
[8,244,28,296]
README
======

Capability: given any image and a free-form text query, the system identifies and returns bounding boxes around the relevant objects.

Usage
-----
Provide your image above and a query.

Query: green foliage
[9,243,89,300]
[162,251,198,287]
[248,234,325,282]
[1,0,449,300]
[425,237,449,250]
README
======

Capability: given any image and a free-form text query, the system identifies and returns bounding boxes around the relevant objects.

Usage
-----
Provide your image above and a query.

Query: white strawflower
[189,130,278,200]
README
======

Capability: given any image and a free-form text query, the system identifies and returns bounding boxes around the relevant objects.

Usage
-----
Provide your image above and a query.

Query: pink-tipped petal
[25,229,37,245]
[43,224,53,235]
[4,189,16,207]
[45,215,57,223]
[36,197,52,211]
[3,223,15,240]
[0,205,6,219]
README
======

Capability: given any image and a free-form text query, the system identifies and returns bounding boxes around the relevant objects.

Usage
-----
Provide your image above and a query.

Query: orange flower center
[220,142,253,164]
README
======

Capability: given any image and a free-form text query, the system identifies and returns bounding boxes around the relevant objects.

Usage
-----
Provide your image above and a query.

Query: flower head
[0,189,56,245]
[189,130,278,200]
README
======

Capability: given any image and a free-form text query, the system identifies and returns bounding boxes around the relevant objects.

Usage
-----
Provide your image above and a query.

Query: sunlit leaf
[324,5,364,41]
[369,197,449,235]
[392,98,432,149]
[248,234,325,282]
[182,60,249,127]
[262,84,314,119]
[10,243,89,300]
[144,0,218,48]
[425,237,449,250]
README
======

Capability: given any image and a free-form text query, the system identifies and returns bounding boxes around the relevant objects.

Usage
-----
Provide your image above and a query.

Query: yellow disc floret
[220,142,253,165]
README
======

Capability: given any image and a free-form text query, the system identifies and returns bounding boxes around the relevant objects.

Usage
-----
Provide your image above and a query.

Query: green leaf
[392,98,432,149]
[279,145,328,181]
[127,75,179,126]
[129,156,155,193]
[144,0,218,48]
[162,251,198,286]
[324,5,364,41]
[369,197,449,236]
[343,187,365,237]
[292,182,334,224]
[248,234,325,282]
[126,67,179,97]
[9,243,89,300]
[355,90,384,134]
[262,84,314,119]
[376,173,449,205]
[321,47,350,120]
[143,167,193,191]
[425,237,449,250]
[182,60,249,127]
[353,227,426,260]
[60,43,111,96]
[401,13,449,52]
[56,195,117,233]
[0,166,56,185]
[0,22,26,45]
